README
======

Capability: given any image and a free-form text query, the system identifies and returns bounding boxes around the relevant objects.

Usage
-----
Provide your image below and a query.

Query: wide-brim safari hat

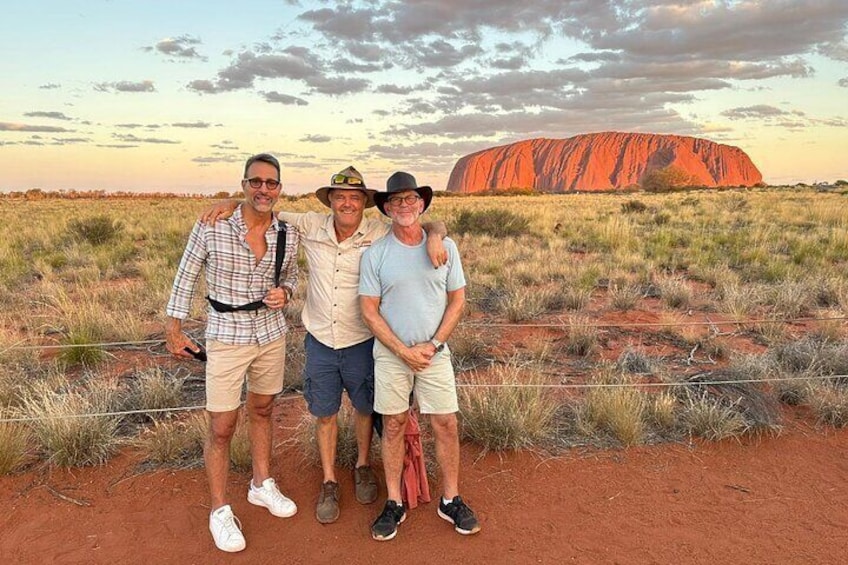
[374,171,433,216]
[315,166,377,208]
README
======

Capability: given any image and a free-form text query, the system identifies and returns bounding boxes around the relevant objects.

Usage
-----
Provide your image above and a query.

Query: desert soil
[3,403,847,565]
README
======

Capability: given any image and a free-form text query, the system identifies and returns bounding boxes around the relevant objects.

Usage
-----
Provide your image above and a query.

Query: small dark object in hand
[184,346,207,362]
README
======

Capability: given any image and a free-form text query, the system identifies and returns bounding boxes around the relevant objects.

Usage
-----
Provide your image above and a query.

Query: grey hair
[244,153,281,179]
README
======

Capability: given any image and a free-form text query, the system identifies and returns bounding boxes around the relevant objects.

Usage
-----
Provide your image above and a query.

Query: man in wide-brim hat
[373,170,433,216]
[200,166,447,525]
[360,171,482,542]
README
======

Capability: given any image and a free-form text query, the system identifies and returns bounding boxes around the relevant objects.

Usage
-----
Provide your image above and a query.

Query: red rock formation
[447,132,762,193]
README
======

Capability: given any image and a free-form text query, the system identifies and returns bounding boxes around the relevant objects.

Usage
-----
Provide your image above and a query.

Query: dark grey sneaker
[370,500,406,541]
[354,465,378,504]
[438,496,481,535]
[316,481,340,524]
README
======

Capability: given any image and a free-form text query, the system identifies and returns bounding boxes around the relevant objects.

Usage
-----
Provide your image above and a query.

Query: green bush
[68,215,124,245]
[641,166,694,193]
[452,208,531,238]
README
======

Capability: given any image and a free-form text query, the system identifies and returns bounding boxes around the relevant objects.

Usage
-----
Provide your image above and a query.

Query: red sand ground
[3,410,848,565]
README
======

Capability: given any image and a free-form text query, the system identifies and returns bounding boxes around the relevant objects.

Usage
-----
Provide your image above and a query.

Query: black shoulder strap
[274,222,288,287]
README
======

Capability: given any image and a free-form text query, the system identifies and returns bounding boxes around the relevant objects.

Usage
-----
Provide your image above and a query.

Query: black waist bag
[207,223,288,313]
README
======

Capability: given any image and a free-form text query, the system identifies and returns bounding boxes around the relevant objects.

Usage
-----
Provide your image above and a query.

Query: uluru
[446,132,763,193]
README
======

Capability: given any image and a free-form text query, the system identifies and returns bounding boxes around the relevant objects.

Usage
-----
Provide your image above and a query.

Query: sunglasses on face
[386,194,421,206]
[332,173,364,186]
[244,178,281,190]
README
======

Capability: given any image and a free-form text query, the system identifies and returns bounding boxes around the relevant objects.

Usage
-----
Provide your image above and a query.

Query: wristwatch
[430,338,445,352]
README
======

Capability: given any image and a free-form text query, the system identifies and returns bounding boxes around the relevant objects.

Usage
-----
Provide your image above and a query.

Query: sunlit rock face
[446,132,763,192]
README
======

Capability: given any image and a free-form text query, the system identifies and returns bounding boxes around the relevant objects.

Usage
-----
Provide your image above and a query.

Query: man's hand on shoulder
[199,199,240,224]
[425,235,448,268]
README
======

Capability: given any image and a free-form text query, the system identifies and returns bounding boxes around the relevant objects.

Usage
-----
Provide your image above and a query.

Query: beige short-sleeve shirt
[279,210,389,349]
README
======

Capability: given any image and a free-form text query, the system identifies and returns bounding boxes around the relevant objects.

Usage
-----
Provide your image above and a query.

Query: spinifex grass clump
[137,412,206,468]
[0,415,32,474]
[22,379,121,467]
[125,367,185,419]
[452,208,531,238]
[678,369,782,439]
[459,360,558,452]
[578,368,648,446]
[68,215,124,245]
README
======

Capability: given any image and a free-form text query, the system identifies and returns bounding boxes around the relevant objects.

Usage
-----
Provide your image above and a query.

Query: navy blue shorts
[303,333,375,418]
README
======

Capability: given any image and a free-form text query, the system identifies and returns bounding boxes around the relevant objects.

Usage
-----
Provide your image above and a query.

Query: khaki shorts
[373,339,458,415]
[205,337,286,412]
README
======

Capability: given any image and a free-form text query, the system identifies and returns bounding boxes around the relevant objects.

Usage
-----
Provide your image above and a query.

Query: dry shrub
[616,348,656,374]
[809,385,848,427]
[646,392,677,430]
[553,286,592,312]
[22,379,121,467]
[449,326,490,371]
[608,282,642,311]
[578,369,647,446]
[657,275,692,309]
[498,283,550,322]
[717,282,761,318]
[137,412,206,467]
[453,208,531,238]
[681,393,748,441]
[766,280,814,319]
[0,415,32,474]
[681,370,782,437]
[458,361,558,452]
[125,367,184,418]
[68,215,124,245]
[565,316,598,357]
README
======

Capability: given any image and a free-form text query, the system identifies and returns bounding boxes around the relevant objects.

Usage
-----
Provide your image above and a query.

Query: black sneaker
[438,496,481,535]
[371,500,406,541]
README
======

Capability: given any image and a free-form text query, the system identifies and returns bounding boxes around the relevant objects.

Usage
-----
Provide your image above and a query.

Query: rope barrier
[2,315,845,351]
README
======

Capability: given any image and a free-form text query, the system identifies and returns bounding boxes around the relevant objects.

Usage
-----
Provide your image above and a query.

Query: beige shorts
[373,339,458,416]
[205,337,286,412]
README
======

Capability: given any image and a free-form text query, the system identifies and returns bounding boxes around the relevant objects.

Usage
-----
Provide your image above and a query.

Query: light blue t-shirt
[359,230,466,346]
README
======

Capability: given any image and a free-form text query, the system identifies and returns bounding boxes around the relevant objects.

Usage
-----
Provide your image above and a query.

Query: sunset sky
[1,0,847,195]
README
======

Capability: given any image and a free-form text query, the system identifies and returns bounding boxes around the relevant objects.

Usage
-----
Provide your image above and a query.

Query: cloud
[188,49,320,93]
[299,134,331,143]
[38,83,61,89]
[263,91,309,105]
[23,111,73,121]
[0,122,73,132]
[95,80,156,93]
[192,154,245,164]
[96,144,138,149]
[721,105,792,119]
[377,84,417,95]
[839,77,848,87]
[171,121,212,128]
[305,75,370,95]
[113,133,180,144]
[146,35,205,60]
[50,137,91,145]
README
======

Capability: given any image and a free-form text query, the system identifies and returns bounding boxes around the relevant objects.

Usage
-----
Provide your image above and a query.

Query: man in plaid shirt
[165,153,300,553]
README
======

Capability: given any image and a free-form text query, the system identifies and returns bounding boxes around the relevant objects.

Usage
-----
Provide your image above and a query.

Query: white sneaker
[209,504,246,553]
[248,478,298,518]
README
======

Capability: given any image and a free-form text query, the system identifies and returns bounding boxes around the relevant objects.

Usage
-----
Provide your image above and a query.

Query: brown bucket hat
[374,171,433,216]
[315,166,377,208]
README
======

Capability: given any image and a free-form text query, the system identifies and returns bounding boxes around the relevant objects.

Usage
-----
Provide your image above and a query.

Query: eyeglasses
[332,173,364,186]
[244,177,281,190]
[386,194,421,206]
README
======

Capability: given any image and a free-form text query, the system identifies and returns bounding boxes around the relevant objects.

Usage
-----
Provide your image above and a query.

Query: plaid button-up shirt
[166,206,299,345]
